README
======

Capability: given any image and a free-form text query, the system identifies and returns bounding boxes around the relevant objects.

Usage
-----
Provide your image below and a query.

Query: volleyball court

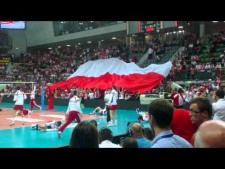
[0,81,102,130]
[0,108,100,130]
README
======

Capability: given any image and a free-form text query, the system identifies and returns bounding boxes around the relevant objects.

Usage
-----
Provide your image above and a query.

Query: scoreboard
[0,21,25,29]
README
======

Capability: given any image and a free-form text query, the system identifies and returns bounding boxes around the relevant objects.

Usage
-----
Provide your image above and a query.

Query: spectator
[90,119,98,128]
[121,137,138,148]
[128,123,151,148]
[99,127,121,148]
[212,89,225,121]
[172,88,186,108]
[170,109,198,143]
[143,127,154,141]
[189,97,212,127]
[148,99,192,148]
[147,46,153,60]
[69,121,99,148]
[194,120,225,148]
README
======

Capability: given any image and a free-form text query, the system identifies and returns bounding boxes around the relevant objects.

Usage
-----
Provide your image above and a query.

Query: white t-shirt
[104,93,111,106]
[13,90,27,105]
[110,89,118,105]
[99,140,121,148]
[66,96,82,114]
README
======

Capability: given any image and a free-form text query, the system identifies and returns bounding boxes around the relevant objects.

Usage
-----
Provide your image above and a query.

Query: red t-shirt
[170,109,198,143]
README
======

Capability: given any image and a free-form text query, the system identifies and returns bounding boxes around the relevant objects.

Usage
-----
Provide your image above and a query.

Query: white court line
[40,114,65,118]
[6,117,44,122]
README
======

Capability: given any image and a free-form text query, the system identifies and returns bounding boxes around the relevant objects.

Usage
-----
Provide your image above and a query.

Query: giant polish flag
[48,58,172,93]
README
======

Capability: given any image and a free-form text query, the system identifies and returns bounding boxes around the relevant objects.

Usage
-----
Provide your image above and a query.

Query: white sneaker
[89,112,95,115]
[136,108,140,114]
[58,131,62,138]
[107,121,113,126]
[107,123,114,127]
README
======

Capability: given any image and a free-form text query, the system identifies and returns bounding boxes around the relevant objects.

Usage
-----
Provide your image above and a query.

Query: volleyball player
[10,86,27,126]
[30,87,41,113]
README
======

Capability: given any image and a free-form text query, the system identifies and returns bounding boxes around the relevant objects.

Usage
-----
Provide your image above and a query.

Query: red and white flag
[49,58,172,93]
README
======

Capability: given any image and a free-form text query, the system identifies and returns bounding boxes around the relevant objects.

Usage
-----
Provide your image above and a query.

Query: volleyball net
[0,81,45,110]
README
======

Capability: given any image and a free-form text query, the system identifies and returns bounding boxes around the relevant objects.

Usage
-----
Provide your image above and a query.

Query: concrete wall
[7,30,27,55]
[25,21,126,47]
[127,21,139,34]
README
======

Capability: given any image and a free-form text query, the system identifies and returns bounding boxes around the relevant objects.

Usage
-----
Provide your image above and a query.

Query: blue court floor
[0,102,150,148]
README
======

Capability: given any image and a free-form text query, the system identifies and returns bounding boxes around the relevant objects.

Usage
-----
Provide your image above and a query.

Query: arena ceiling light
[66,45,71,47]
[112,37,116,40]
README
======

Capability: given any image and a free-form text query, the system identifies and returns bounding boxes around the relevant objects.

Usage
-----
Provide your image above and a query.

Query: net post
[41,86,45,111]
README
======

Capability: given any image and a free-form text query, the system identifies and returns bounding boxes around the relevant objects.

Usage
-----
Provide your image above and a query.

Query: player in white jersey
[89,106,107,115]
[136,108,149,122]
[31,120,65,131]
[10,86,27,126]
[58,90,82,138]
[107,86,118,127]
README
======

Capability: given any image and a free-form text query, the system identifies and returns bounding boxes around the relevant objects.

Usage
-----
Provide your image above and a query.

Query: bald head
[194,120,225,148]
[131,123,143,135]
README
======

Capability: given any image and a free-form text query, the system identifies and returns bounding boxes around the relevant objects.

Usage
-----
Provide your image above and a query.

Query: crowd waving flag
[48,58,172,93]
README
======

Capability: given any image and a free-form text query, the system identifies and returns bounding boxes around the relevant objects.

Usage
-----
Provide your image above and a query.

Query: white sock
[16,110,20,116]
[11,119,15,124]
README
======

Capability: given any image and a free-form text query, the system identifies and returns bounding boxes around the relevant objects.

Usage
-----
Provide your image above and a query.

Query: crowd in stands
[168,32,225,82]
[0,43,131,83]
[0,35,181,98]
[1,31,225,148]
[0,32,225,102]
